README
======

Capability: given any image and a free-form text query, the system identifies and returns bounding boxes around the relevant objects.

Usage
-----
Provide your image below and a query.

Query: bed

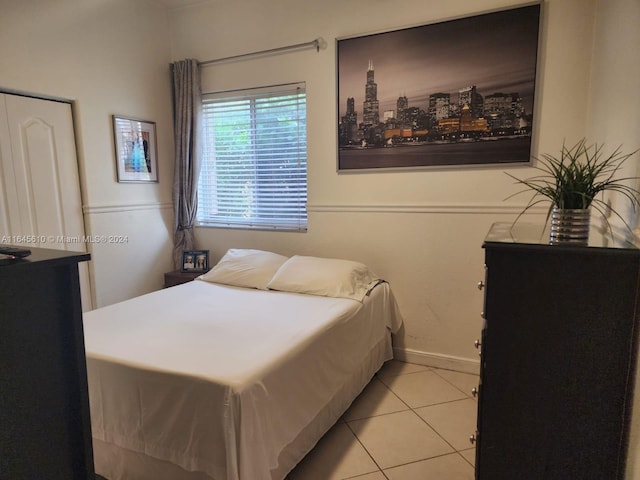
[83,250,403,480]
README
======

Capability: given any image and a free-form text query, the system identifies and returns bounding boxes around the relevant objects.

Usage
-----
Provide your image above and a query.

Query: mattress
[83,279,402,480]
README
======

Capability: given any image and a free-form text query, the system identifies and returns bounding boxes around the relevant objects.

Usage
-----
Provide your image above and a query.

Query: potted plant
[506,138,640,244]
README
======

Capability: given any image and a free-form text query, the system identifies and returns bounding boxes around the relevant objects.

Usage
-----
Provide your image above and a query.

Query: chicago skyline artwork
[337,4,541,170]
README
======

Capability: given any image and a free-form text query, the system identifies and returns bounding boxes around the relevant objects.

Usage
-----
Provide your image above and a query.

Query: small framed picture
[112,115,159,183]
[182,250,209,273]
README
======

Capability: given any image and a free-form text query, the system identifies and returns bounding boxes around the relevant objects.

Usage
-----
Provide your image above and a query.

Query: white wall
[168,0,597,371]
[588,0,640,234]
[0,0,175,307]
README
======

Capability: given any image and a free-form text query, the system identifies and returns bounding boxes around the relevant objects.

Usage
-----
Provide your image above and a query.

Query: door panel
[6,95,85,245]
[0,95,18,234]
[1,93,92,310]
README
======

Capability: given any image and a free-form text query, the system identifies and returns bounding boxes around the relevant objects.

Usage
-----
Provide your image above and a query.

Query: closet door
[0,93,92,310]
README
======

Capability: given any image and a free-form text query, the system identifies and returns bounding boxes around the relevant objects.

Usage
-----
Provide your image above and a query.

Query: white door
[0,93,93,310]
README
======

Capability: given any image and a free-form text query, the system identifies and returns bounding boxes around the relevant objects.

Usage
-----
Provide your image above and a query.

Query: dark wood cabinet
[164,269,203,288]
[475,223,640,480]
[0,247,94,479]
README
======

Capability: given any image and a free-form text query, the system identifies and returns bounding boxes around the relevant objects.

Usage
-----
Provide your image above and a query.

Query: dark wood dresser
[0,247,95,479]
[475,223,640,479]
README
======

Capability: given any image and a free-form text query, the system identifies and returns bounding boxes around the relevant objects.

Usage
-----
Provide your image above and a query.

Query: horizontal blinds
[197,83,307,231]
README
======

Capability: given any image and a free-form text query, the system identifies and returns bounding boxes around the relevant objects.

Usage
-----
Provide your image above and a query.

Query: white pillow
[198,249,288,290]
[266,255,379,302]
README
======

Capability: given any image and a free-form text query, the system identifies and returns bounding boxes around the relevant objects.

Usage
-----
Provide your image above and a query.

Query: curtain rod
[199,37,325,66]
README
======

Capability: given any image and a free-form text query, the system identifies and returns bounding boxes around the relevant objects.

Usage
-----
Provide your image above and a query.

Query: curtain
[170,59,201,269]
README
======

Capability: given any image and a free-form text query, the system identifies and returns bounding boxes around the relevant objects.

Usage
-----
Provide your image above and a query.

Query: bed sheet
[84,280,402,480]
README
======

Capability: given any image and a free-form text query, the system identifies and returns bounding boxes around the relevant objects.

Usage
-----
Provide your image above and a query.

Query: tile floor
[287,361,479,480]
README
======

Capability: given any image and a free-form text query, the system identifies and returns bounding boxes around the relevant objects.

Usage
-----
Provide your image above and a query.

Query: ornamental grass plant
[506,138,640,234]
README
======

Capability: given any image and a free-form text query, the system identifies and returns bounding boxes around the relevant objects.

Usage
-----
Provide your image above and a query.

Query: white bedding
[84,279,402,480]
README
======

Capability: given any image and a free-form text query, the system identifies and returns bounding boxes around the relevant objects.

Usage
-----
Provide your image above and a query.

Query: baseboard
[393,347,480,375]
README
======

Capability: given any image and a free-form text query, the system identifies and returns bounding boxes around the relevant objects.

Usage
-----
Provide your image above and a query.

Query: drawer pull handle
[477,281,485,290]
[471,387,478,397]
[474,339,481,349]
[469,434,477,445]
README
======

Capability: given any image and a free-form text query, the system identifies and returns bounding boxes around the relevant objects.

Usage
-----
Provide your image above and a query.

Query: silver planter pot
[549,208,591,245]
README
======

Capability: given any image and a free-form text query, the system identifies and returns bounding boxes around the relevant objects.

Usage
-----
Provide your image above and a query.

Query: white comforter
[84,280,402,480]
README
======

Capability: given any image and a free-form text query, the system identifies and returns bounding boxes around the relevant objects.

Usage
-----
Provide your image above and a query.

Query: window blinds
[197,83,307,231]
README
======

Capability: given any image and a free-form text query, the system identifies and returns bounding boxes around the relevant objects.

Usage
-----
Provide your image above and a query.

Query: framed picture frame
[182,250,209,273]
[112,115,159,183]
[336,3,541,171]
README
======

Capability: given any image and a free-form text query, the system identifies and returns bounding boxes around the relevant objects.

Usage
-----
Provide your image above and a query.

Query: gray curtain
[171,59,202,269]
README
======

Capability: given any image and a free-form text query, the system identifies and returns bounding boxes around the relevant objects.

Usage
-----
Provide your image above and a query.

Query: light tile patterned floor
[287,361,479,480]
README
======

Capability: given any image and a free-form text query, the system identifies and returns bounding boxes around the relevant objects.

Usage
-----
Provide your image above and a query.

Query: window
[197,83,307,231]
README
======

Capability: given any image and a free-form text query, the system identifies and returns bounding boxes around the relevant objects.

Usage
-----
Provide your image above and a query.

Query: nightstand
[164,269,202,288]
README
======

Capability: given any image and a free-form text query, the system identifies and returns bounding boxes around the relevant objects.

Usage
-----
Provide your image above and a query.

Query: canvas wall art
[337,4,541,171]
